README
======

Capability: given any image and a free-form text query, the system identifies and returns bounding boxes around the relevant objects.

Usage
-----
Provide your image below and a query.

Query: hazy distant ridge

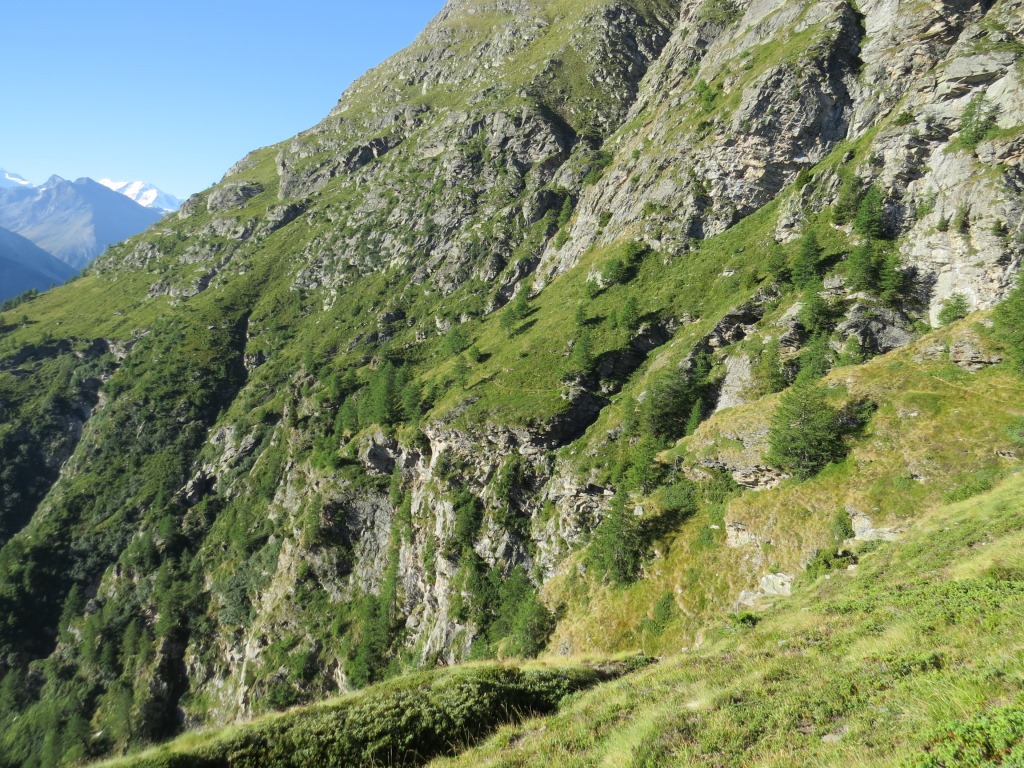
[0,176,163,270]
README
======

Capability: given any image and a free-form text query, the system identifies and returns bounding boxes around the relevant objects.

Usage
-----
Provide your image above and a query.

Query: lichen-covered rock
[715,353,753,412]
[949,331,1003,371]
[207,180,264,212]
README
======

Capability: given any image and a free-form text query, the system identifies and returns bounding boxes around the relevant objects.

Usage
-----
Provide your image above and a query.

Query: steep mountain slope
[0,226,76,301]
[0,0,1021,765]
[96,466,1024,768]
[0,176,163,269]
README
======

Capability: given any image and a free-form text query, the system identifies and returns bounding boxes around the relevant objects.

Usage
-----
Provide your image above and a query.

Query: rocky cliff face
[0,0,1021,764]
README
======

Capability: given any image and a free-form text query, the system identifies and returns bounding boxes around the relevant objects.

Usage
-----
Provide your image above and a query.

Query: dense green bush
[937,294,970,326]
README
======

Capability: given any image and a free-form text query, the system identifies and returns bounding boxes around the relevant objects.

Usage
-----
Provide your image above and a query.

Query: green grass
[541,315,1024,660]
[428,471,1024,767]
[96,663,618,768]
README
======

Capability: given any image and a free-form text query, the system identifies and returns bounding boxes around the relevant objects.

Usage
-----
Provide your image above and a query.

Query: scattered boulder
[846,506,900,542]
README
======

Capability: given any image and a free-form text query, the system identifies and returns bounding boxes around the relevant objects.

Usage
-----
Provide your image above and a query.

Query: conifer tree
[854,185,887,240]
[792,231,823,288]
[767,384,845,478]
[845,243,877,292]
[753,340,787,396]
[994,281,1024,372]
[589,492,642,585]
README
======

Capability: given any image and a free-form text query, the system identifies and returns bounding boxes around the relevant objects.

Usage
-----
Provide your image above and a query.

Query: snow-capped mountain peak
[99,179,182,212]
[0,168,31,189]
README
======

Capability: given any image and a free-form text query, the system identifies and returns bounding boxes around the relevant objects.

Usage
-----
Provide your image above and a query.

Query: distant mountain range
[0,168,176,301]
[0,169,31,189]
[0,225,76,302]
[99,179,182,212]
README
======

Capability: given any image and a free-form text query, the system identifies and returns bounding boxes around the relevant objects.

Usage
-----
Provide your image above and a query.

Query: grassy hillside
[95,662,630,768]
[100,469,1024,768]
[431,473,1024,767]
[0,0,1020,765]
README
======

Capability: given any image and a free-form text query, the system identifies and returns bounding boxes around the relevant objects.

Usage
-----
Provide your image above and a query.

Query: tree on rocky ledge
[766,383,845,479]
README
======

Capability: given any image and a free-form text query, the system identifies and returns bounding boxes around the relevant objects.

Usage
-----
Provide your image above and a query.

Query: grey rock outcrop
[949,331,1003,371]
[207,181,264,212]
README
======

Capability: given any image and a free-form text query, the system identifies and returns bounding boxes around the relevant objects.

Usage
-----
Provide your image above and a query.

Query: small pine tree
[500,284,531,335]
[854,185,887,240]
[626,434,664,493]
[684,398,704,436]
[589,493,642,585]
[994,281,1024,373]
[799,289,835,337]
[365,362,399,426]
[569,328,595,374]
[400,380,423,420]
[954,94,1000,150]
[574,302,587,328]
[557,195,574,229]
[766,384,845,478]
[832,174,862,226]
[845,243,877,293]
[795,334,833,384]
[952,205,971,234]
[620,296,641,332]
[836,335,866,367]
[444,325,469,355]
[603,258,628,285]
[877,250,905,305]
[792,231,823,288]
[752,340,787,396]
[765,248,790,283]
[938,294,970,326]
[453,356,470,389]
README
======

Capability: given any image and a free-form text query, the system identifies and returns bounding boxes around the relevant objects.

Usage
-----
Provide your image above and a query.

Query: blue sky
[1,1,447,198]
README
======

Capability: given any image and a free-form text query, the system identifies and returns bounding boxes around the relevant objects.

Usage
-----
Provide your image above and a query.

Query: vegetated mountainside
[0,176,164,269]
[0,0,1021,766]
[0,226,77,302]
[93,466,1024,768]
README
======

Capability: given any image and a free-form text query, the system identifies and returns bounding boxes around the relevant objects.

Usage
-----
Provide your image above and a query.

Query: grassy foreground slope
[545,314,1024,658]
[95,662,627,768]
[99,467,1024,768]
[431,473,1024,768]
